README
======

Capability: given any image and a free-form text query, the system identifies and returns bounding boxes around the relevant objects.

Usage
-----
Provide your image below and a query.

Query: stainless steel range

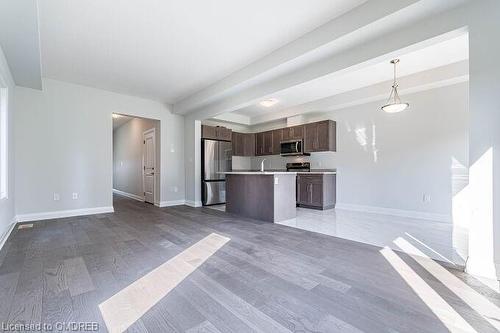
[286,162,311,172]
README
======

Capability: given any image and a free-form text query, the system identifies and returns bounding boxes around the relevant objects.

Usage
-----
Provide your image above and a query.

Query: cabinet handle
[309,184,313,203]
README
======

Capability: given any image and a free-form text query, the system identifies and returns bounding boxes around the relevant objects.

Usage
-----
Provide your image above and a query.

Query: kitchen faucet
[260,159,266,172]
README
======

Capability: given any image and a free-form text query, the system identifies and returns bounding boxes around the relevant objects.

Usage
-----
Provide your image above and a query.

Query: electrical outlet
[72,192,78,200]
[171,186,178,193]
[53,193,60,201]
[423,194,431,203]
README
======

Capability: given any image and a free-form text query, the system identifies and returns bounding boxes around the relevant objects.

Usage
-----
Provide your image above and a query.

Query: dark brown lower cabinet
[297,174,336,210]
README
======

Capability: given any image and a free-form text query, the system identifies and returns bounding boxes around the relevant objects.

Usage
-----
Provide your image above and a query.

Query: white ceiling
[0,0,42,89]
[230,34,468,119]
[38,0,366,103]
[112,114,133,130]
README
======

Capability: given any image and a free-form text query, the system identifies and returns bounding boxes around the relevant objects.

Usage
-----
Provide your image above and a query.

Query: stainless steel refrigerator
[202,139,232,205]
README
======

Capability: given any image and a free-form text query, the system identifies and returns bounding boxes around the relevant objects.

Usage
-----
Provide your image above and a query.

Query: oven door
[280,140,303,156]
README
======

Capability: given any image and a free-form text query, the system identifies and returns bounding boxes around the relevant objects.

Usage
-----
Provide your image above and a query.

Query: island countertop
[220,170,336,175]
[220,171,295,175]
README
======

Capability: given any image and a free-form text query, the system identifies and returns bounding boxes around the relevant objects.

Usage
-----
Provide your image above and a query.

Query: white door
[143,129,155,204]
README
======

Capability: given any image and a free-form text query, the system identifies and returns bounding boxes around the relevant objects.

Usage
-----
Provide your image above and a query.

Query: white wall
[0,44,15,245]
[113,117,160,203]
[466,0,500,279]
[249,83,468,220]
[15,78,185,217]
[184,116,201,207]
[202,119,251,133]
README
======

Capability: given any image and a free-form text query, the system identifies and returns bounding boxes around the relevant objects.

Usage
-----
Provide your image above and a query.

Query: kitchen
[201,120,337,222]
[196,38,470,266]
[198,70,469,266]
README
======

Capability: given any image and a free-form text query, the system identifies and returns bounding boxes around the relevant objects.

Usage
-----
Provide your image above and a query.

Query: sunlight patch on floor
[404,232,454,265]
[380,246,476,332]
[99,233,230,333]
[394,237,500,330]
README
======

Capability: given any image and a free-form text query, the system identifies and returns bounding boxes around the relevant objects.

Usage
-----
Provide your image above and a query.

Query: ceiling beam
[178,0,471,121]
[212,113,251,126]
[173,0,427,115]
[174,0,470,116]
[250,60,469,125]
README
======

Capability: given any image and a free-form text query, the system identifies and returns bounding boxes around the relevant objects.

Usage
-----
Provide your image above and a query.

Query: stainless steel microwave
[280,139,309,156]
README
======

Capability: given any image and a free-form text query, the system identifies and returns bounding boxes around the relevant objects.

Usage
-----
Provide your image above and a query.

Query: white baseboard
[185,200,202,208]
[157,200,186,207]
[0,219,16,252]
[335,203,451,223]
[16,206,115,223]
[113,189,144,202]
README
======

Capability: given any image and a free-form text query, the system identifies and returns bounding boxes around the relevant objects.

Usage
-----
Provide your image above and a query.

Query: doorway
[142,128,155,204]
[113,114,160,205]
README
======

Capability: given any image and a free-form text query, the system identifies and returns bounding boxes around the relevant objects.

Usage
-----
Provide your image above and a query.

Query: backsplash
[231,152,338,171]
[232,156,252,170]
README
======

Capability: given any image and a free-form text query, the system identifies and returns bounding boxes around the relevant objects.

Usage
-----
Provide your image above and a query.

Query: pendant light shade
[381,59,409,113]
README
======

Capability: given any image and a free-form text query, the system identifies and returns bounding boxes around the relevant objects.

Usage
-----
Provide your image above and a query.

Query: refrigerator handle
[215,141,220,175]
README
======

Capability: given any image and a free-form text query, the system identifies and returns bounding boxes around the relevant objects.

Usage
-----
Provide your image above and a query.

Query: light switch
[53,193,60,201]
[274,177,279,185]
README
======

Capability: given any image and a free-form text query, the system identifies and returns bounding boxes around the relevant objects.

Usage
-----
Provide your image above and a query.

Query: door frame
[142,128,156,204]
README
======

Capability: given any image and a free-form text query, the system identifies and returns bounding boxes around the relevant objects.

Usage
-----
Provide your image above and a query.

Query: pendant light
[381,59,409,113]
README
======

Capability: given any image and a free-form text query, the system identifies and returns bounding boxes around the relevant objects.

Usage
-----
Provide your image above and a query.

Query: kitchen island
[222,172,297,222]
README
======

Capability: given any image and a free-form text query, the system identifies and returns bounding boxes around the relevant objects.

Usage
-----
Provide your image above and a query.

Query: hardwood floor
[0,195,499,332]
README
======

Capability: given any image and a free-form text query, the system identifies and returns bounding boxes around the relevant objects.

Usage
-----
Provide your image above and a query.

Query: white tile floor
[207,204,467,266]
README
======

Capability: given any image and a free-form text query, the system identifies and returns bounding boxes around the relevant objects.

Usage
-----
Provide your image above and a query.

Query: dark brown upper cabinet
[304,120,336,153]
[255,132,264,156]
[232,132,243,156]
[272,129,283,155]
[202,125,232,141]
[282,125,304,141]
[255,131,273,156]
[263,131,273,155]
[207,120,335,156]
[243,133,256,156]
[232,132,255,156]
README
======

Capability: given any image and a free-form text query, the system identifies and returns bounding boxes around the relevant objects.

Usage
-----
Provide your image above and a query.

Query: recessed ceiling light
[259,98,279,107]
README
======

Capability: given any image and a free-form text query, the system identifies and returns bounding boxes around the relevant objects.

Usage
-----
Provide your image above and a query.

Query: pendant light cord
[393,60,398,88]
